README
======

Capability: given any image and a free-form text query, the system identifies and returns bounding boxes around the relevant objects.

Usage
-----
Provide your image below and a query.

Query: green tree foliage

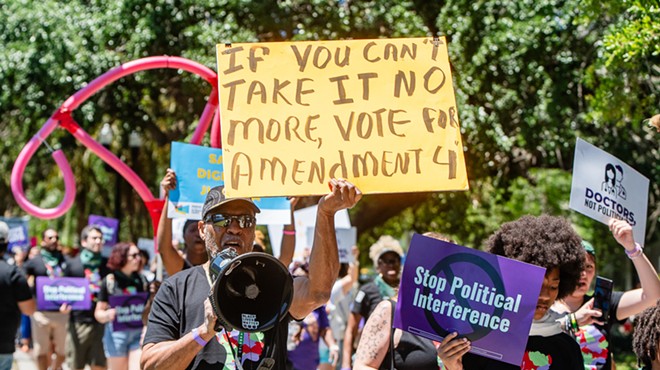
[581,0,660,240]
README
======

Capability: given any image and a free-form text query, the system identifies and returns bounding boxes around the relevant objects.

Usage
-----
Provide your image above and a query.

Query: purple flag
[108,293,149,332]
[36,277,91,311]
[393,234,546,366]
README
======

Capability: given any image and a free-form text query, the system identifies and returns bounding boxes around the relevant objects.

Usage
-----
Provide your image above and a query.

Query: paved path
[12,350,38,370]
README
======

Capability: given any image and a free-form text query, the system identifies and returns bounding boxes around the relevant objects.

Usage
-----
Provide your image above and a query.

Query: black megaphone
[208,248,293,333]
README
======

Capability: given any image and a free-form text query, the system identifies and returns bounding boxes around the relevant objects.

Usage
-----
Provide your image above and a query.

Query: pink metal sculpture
[11,56,220,237]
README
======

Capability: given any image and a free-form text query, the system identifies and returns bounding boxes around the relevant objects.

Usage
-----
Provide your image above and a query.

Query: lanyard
[224,331,246,370]
[237,332,244,360]
[206,264,247,370]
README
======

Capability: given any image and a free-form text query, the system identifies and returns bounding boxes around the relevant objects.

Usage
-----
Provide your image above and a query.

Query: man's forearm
[141,331,211,370]
[308,211,339,301]
[289,210,339,319]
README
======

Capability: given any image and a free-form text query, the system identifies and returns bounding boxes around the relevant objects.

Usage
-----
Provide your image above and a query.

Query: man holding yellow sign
[216,37,469,198]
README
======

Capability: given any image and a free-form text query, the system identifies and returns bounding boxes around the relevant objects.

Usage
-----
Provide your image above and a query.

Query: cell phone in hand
[593,276,613,323]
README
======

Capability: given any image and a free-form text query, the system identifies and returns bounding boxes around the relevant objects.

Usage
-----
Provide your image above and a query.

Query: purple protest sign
[393,234,546,366]
[108,293,149,332]
[36,277,91,311]
[88,214,119,246]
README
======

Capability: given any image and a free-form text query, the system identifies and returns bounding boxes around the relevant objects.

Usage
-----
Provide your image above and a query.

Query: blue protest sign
[168,141,289,224]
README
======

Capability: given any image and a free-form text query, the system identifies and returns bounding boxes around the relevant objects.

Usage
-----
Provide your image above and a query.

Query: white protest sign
[569,138,649,245]
[305,227,356,263]
[268,205,351,259]
[137,238,155,262]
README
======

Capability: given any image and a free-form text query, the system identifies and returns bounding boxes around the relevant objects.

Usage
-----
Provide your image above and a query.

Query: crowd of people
[1,169,660,370]
[1,225,160,370]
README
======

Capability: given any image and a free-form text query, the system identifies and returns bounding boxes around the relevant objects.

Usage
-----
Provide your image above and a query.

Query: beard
[204,232,222,259]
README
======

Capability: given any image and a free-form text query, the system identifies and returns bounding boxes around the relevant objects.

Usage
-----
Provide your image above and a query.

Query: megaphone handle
[214,320,224,333]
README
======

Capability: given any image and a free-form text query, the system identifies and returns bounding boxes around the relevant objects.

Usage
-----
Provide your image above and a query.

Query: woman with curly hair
[632,301,660,370]
[438,215,585,369]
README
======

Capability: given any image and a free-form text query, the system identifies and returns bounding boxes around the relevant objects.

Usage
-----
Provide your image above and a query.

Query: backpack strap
[139,273,148,292]
[389,299,396,370]
[106,273,116,296]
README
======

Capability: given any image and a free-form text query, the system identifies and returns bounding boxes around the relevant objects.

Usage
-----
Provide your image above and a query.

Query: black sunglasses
[206,214,255,229]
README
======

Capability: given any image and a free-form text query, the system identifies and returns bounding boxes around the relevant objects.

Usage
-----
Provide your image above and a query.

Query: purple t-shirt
[287,306,329,370]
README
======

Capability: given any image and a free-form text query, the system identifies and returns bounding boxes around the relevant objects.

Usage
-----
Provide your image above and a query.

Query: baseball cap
[582,240,596,257]
[0,221,9,243]
[201,185,260,220]
[369,235,404,265]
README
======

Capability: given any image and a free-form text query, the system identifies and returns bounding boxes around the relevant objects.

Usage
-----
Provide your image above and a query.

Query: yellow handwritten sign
[216,37,468,197]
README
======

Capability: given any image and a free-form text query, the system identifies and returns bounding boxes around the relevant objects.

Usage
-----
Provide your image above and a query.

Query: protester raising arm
[608,219,660,320]
[157,169,186,276]
[278,196,299,268]
[552,218,659,370]
[289,178,362,319]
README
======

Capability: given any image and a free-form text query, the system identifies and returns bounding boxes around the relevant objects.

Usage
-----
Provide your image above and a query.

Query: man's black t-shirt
[64,255,110,323]
[24,253,67,278]
[143,265,290,370]
[0,259,32,354]
[350,281,384,319]
[461,332,583,369]
[23,253,68,306]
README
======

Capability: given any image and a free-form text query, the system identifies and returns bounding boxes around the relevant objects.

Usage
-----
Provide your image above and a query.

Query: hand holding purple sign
[108,292,149,332]
[36,276,91,311]
[394,234,546,366]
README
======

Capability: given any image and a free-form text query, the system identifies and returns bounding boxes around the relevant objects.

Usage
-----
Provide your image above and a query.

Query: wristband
[191,328,209,346]
[625,243,643,259]
[283,230,296,235]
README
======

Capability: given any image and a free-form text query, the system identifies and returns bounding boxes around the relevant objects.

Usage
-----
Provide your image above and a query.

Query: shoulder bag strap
[389,299,396,370]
